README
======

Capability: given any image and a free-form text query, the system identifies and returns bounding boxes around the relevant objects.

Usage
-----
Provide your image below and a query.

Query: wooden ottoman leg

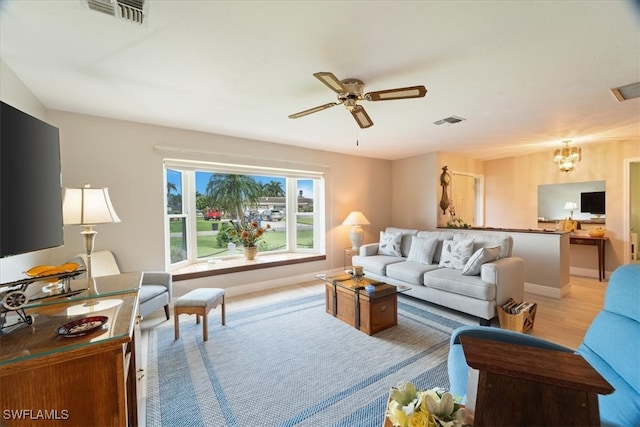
[203,308,209,342]
[174,307,180,340]
[221,295,226,325]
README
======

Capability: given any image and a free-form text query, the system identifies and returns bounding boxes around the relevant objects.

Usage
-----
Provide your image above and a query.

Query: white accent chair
[72,251,172,320]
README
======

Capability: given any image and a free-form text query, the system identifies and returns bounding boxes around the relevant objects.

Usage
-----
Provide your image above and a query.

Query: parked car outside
[204,208,221,221]
[269,210,283,221]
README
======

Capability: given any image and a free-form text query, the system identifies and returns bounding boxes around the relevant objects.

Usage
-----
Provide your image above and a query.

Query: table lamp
[564,201,577,219]
[342,211,370,250]
[63,184,120,298]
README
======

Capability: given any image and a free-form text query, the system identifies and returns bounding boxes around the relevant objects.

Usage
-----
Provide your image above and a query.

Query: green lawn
[171,217,314,258]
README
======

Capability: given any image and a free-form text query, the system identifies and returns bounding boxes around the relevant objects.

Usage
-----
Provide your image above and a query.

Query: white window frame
[164,158,326,267]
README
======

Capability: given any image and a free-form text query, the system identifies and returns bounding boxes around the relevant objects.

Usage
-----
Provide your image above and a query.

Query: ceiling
[1,1,638,161]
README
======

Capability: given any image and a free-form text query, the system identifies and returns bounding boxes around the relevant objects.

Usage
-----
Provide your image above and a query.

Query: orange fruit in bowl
[588,228,605,238]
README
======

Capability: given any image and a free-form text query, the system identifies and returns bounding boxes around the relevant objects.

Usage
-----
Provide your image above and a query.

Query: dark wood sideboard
[0,272,142,426]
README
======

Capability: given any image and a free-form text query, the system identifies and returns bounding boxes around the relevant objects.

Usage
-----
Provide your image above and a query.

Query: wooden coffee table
[316,273,408,335]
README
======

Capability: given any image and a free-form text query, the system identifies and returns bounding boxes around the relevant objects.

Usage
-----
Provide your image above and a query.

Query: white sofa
[352,227,525,325]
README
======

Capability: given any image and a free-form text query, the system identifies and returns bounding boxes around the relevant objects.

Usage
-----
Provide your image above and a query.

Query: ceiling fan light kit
[289,71,427,129]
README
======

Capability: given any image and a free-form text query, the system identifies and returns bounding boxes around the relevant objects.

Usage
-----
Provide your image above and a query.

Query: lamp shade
[564,202,578,210]
[63,185,121,225]
[342,211,371,226]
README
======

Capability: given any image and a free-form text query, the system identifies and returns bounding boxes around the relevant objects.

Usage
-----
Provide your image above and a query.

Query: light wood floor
[143,274,607,347]
[137,274,607,424]
[214,274,606,350]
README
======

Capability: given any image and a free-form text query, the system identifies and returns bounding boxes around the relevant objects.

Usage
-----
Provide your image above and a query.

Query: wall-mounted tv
[1,101,63,258]
[580,191,605,215]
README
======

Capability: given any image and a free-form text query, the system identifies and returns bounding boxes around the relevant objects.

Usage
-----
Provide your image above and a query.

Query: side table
[461,335,613,426]
[344,248,358,269]
[570,236,608,281]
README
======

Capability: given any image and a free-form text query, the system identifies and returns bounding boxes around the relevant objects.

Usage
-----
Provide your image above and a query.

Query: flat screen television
[580,191,605,215]
[1,101,63,258]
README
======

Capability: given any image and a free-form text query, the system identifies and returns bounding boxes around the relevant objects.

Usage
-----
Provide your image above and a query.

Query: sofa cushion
[379,231,402,257]
[406,236,439,264]
[454,232,513,258]
[424,268,496,301]
[439,238,474,270]
[416,231,454,264]
[139,284,168,304]
[462,246,501,276]
[386,261,440,286]
[352,255,405,276]
[386,227,418,257]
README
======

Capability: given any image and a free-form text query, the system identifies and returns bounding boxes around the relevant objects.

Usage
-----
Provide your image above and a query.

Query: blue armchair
[447,264,640,427]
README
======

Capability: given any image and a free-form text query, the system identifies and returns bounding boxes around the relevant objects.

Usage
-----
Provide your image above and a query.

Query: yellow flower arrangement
[386,382,466,427]
[228,220,270,248]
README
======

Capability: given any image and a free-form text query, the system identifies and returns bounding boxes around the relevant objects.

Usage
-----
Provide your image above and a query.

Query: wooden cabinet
[0,273,142,426]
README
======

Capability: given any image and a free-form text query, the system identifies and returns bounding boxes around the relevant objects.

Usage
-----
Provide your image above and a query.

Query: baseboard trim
[570,266,607,280]
[524,282,571,299]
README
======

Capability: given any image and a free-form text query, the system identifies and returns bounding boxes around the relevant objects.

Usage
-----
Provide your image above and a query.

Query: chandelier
[553,141,581,172]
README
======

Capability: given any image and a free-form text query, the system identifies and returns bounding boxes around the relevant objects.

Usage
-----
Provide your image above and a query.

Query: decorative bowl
[589,228,605,238]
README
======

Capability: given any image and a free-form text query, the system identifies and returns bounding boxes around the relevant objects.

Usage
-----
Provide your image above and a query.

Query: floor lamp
[63,185,120,300]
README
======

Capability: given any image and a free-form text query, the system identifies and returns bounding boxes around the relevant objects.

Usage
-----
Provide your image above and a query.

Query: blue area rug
[146,293,473,426]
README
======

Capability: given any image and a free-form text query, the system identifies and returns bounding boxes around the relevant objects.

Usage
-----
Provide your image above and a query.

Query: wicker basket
[497,303,537,333]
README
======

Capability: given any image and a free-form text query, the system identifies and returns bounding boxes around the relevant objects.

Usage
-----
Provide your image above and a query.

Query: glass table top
[315,272,409,297]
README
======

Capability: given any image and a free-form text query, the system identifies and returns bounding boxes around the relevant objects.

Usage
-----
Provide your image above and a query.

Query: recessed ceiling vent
[82,0,147,25]
[434,116,465,126]
[611,82,640,102]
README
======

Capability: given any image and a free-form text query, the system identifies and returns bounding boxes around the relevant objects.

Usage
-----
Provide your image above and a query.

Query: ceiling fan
[288,72,427,129]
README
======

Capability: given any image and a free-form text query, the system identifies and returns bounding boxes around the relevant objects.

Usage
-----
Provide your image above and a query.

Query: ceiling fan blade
[351,105,373,129]
[364,85,427,101]
[313,72,349,93]
[288,102,340,119]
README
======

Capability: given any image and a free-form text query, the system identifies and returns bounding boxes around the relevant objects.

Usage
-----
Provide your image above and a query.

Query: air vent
[611,82,640,102]
[434,116,465,126]
[82,0,146,25]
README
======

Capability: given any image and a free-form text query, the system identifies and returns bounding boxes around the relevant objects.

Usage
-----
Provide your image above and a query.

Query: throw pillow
[379,231,402,257]
[462,246,502,276]
[406,236,438,264]
[439,238,474,270]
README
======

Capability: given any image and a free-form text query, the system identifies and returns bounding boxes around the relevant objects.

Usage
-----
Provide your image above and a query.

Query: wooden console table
[461,335,613,426]
[570,235,608,281]
[0,272,142,426]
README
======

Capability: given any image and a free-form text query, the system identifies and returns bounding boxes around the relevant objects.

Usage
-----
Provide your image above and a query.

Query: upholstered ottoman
[174,288,225,341]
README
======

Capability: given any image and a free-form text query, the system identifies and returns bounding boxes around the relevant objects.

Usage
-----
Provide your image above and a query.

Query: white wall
[1,59,394,289]
[45,110,394,287]
[391,153,438,230]
[484,141,640,272]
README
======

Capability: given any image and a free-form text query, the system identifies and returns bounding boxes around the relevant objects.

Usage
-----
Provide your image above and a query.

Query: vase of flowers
[227,220,270,260]
[386,382,466,427]
[446,203,469,229]
[243,246,258,260]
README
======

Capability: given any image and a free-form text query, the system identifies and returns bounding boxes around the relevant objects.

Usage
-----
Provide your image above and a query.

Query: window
[164,159,325,268]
